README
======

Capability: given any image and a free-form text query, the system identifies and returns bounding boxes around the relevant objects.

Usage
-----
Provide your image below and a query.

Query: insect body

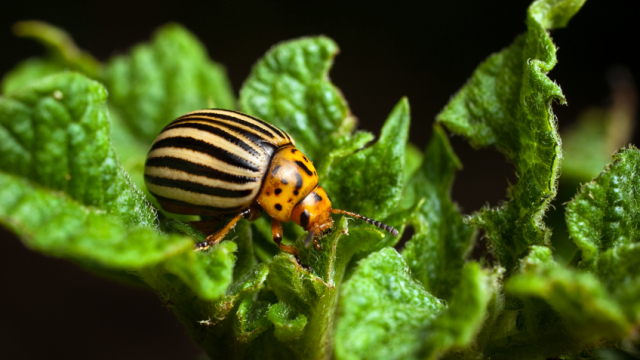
[144,109,398,259]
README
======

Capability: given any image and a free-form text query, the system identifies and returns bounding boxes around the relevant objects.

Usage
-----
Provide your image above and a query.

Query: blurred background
[1,0,638,358]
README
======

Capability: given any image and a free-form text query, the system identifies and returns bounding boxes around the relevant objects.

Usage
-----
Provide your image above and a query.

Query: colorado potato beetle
[144,109,398,260]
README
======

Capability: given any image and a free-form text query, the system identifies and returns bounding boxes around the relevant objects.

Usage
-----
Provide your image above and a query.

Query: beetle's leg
[271,218,300,258]
[195,209,250,251]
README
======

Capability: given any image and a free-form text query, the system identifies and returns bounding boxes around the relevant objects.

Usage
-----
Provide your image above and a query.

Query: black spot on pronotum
[291,148,297,153]
[275,188,282,195]
[300,209,310,228]
[295,161,313,176]
[295,172,303,189]
[294,190,299,196]
[271,165,281,177]
[303,156,309,162]
[275,204,283,211]
[313,193,322,202]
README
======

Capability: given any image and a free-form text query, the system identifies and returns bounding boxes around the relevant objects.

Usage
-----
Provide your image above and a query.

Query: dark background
[1,0,638,359]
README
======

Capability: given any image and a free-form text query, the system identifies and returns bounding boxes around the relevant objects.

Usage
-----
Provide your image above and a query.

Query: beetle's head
[291,187,333,238]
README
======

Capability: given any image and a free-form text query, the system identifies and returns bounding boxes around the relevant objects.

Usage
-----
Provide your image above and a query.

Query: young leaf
[233,297,273,342]
[104,23,236,142]
[239,36,356,164]
[506,246,631,349]
[335,248,446,360]
[323,98,410,221]
[402,124,476,300]
[268,302,308,342]
[436,0,585,273]
[566,147,640,270]
[266,217,385,359]
[420,262,496,360]
[596,243,640,322]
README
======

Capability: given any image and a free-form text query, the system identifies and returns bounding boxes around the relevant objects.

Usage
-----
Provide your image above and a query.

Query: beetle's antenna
[331,209,399,236]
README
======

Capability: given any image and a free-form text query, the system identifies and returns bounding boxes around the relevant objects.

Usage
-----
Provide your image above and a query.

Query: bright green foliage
[266,217,386,360]
[421,263,497,360]
[336,251,495,360]
[506,247,631,352]
[0,171,191,267]
[596,243,640,322]
[402,125,476,300]
[323,98,409,220]
[566,147,640,270]
[239,37,356,164]
[268,303,308,342]
[3,2,639,359]
[0,72,154,226]
[335,248,446,360]
[104,23,236,142]
[437,0,585,273]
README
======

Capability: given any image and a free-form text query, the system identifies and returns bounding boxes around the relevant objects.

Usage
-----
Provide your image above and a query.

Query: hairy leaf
[506,247,631,347]
[566,147,640,270]
[323,98,410,221]
[420,263,496,360]
[402,125,476,300]
[239,36,356,164]
[266,217,385,359]
[335,248,446,360]
[0,172,190,268]
[0,72,154,226]
[268,302,308,342]
[104,23,235,142]
[596,243,640,322]
[436,0,585,273]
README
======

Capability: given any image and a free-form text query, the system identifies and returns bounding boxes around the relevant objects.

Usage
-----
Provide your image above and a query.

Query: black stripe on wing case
[150,136,260,172]
[145,156,259,184]
[181,112,277,139]
[149,191,243,212]
[226,110,289,139]
[167,117,277,157]
[167,122,260,157]
[145,174,253,198]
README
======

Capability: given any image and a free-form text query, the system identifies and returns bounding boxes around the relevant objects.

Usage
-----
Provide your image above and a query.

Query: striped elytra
[144,109,399,260]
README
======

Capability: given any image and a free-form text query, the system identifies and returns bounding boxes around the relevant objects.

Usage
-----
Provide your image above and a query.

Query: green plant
[1,0,638,359]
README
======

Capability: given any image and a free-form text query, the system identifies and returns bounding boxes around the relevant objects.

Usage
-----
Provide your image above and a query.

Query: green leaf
[402,125,476,300]
[0,72,154,226]
[1,58,66,96]
[266,217,384,359]
[506,246,631,348]
[323,98,410,220]
[596,243,640,322]
[239,36,355,164]
[234,297,273,342]
[336,251,495,360]
[420,262,496,360]
[268,302,308,342]
[436,0,585,273]
[335,248,446,360]
[566,147,640,270]
[104,23,236,142]
[0,171,190,268]
[164,241,237,300]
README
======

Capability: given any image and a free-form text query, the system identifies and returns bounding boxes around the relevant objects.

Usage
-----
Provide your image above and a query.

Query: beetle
[144,109,398,261]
